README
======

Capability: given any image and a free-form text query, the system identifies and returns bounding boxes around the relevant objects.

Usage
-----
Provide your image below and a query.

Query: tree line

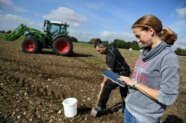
[89,38,140,50]
[0,30,12,34]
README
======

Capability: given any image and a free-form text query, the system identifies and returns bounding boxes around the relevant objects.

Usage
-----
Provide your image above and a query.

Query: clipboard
[102,69,125,87]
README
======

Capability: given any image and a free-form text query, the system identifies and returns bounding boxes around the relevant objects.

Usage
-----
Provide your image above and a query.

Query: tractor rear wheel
[52,37,73,56]
[22,38,42,53]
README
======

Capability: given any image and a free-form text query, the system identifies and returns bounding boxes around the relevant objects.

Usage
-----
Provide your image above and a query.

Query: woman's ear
[149,28,154,37]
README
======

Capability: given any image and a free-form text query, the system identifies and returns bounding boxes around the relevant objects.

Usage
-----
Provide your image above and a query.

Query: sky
[0,0,186,49]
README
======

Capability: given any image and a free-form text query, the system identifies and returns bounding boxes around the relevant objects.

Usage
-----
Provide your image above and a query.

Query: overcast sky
[0,0,186,49]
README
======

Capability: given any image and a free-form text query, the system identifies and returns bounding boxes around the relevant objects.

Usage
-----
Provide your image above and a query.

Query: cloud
[0,0,27,12]
[0,0,13,7]
[42,7,88,27]
[169,20,186,33]
[85,3,100,10]
[0,13,42,31]
[176,7,186,19]
[173,36,186,50]
[70,30,93,42]
[169,7,186,50]
[177,37,186,49]
[100,30,135,42]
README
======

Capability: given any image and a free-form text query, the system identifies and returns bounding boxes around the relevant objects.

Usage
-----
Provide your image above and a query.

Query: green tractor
[5,20,73,56]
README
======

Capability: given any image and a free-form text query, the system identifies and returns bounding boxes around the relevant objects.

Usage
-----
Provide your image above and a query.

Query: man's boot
[90,106,105,117]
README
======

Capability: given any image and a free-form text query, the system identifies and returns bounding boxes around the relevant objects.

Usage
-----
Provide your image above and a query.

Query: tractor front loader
[5,20,73,56]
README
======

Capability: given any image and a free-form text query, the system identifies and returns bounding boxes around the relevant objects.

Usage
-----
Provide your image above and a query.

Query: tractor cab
[42,20,73,55]
[44,20,69,36]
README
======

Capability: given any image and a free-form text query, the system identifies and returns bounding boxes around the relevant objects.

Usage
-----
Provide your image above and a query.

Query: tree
[6,30,12,34]
[130,41,140,50]
[111,39,140,50]
[89,38,102,47]
[0,30,6,33]
[113,39,126,48]
[125,42,131,49]
[175,48,186,56]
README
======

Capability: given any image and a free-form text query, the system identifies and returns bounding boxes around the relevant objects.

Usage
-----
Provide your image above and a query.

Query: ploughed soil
[0,39,186,123]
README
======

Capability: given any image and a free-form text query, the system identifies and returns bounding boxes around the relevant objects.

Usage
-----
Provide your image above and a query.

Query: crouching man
[91,42,131,117]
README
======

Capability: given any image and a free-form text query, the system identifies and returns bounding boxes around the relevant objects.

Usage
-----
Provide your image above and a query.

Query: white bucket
[62,97,77,117]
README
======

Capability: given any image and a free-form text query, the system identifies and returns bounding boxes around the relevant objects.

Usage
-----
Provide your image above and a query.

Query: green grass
[0,33,6,40]
[179,56,186,62]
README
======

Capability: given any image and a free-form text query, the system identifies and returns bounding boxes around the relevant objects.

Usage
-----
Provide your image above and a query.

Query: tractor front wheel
[52,37,73,56]
[22,38,42,53]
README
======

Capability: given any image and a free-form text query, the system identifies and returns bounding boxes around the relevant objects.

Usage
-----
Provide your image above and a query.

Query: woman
[119,15,180,123]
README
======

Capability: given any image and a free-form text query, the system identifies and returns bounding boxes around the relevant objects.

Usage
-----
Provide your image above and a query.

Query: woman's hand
[119,76,135,87]
[119,76,159,100]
